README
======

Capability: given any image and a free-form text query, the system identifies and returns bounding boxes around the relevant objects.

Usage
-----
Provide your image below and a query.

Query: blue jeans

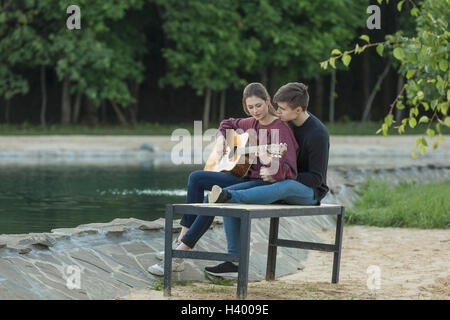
[223,179,319,254]
[179,170,269,248]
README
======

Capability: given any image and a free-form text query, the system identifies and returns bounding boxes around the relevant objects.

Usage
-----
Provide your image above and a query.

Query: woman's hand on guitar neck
[256,145,272,165]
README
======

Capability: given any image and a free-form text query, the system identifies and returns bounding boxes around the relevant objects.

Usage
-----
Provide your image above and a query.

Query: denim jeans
[179,170,269,248]
[223,179,319,254]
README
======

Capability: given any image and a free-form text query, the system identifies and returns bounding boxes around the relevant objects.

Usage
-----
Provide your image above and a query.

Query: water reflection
[0,164,202,234]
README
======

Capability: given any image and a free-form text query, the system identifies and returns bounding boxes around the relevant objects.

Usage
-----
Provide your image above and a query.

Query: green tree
[0,0,36,122]
[156,0,259,128]
[0,0,147,125]
[321,0,450,155]
[238,0,369,120]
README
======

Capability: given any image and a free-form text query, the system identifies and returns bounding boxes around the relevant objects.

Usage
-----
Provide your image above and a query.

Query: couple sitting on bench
[148,81,330,278]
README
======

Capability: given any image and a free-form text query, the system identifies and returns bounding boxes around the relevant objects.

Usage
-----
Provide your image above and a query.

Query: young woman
[148,82,299,276]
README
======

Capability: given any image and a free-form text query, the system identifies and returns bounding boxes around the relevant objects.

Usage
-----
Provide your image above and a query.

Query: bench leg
[266,217,279,281]
[163,205,174,297]
[332,208,345,283]
[237,213,251,300]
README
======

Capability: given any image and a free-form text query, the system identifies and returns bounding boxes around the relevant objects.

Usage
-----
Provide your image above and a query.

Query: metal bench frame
[163,203,345,299]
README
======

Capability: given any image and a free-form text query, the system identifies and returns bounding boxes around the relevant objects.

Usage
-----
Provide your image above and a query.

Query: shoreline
[0,135,449,169]
[0,134,449,152]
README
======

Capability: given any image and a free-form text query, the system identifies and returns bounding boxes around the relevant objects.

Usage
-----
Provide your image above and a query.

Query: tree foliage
[321,0,450,154]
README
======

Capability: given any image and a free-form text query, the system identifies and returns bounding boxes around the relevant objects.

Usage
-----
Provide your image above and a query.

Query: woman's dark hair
[242,82,278,116]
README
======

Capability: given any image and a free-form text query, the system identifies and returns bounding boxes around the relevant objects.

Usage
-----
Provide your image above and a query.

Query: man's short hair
[273,82,309,111]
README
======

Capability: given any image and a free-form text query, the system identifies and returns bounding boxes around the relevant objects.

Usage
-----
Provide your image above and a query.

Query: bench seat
[163,203,345,299]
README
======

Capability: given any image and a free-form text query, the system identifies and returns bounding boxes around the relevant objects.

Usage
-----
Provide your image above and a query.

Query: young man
[205,82,330,278]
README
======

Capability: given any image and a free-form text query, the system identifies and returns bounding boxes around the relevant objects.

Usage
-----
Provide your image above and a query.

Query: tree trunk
[61,76,71,124]
[362,53,370,113]
[5,99,10,123]
[329,71,336,124]
[315,76,324,120]
[219,89,226,120]
[203,87,212,129]
[128,79,140,127]
[361,63,391,123]
[110,101,129,125]
[40,66,47,126]
[85,98,98,126]
[260,68,268,87]
[72,92,82,123]
[269,68,278,95]
[382,67,393,111]
[210,91,218,123]
[101,100,106,123]
[395,75,405,123]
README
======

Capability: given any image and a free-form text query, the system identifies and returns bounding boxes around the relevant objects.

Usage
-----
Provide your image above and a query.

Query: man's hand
[260,167,276,183]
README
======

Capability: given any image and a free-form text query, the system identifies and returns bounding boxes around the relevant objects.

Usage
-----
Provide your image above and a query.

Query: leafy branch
[320,0,450,157]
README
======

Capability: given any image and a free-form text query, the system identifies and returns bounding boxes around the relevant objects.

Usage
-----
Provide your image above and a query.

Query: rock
[51,228,98,237]
[0,242,6,249]
[30,235,56,248]
[104,226,129,236]
[140,143,155,152]
[6,245,31,254]
[138,219,164,231]
[121,242,153,256]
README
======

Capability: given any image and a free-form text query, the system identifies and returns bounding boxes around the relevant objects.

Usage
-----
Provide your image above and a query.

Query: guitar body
[204,129,288,178]
[204,130,252,178]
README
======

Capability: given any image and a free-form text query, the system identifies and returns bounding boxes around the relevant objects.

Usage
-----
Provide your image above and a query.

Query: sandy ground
[120,225,450,300]
[1,135,449,152]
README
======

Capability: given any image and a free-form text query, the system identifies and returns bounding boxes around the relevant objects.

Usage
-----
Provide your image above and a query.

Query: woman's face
[245,96,269,121]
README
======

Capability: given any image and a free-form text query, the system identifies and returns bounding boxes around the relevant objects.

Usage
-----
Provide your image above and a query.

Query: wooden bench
[163,203,345,299]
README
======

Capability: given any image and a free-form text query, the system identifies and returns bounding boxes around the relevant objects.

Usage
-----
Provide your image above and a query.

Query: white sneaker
[147,259,185,276]
[209,185,231,203]
[155,239,181,261]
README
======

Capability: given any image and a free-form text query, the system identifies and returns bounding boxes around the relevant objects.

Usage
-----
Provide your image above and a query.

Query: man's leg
[218,179,270,255]
[227,179,318,205]
[223,180,317,255]
[204,179,270,277]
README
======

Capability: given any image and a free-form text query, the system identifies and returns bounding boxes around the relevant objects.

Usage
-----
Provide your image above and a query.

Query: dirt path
[120,225,450,300]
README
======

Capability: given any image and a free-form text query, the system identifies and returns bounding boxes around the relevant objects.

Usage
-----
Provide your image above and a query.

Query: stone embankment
[0,215,334,299]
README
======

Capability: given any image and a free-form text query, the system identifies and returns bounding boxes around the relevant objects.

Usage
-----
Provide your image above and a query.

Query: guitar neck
[235,145,269,155]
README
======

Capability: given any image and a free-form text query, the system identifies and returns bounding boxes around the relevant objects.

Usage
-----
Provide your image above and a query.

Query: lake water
[0,164,203,234]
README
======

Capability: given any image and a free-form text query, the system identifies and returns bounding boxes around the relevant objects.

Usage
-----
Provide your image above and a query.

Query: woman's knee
[187,170,205,188]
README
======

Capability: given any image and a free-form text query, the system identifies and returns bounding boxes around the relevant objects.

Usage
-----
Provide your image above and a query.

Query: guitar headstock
[266,143,288,158]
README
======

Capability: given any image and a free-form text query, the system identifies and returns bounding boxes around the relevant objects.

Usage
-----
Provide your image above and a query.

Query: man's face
[276,101,302,122]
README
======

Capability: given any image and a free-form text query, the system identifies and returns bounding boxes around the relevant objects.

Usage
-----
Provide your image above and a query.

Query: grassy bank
[345,178,450,229]
[0,121,448,135]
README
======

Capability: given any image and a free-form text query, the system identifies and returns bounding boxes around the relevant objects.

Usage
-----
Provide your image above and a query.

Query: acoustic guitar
[204,129,288,177]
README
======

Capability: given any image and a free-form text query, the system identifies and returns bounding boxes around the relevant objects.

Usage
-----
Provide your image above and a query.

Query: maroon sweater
[216,117,298,181]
